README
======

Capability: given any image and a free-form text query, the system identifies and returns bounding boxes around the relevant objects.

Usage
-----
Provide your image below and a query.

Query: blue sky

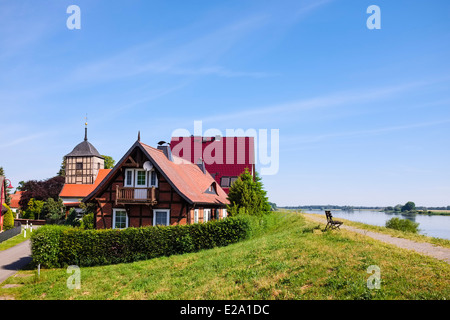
[1,0,449,207]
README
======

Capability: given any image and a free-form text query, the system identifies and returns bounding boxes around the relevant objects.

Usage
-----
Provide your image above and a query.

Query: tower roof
[65,125,103,158]
[65,140,103,158]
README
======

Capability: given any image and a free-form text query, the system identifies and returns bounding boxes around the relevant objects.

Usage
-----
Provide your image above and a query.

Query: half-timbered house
[83,137,229,229]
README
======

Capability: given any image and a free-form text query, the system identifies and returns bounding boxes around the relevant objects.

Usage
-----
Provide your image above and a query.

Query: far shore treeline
[280,202,450,216]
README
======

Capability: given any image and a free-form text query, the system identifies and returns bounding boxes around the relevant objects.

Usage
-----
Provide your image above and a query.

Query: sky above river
[1,0,449,207]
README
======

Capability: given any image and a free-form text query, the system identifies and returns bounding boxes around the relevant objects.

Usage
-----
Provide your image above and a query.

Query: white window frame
[112,209,128,229]
[194,209,199,224]
[125,168,158,188]
[222,208,227,219]
[204,209,211,223]
[149,169,158,187]
[124,169,134,187]
[135,169,147,187]
[153,209,170,226]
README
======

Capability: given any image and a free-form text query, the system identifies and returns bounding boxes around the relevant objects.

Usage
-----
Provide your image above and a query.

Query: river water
[302,210,450,240]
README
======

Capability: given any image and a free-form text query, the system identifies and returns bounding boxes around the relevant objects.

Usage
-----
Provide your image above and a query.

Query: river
[302,209,450,240]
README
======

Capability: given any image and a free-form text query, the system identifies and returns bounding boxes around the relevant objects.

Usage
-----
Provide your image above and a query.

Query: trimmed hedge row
[30,217,250,268]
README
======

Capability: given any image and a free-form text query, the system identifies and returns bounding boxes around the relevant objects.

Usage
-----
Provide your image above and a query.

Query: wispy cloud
[0,132,49,149]
[199,80,436,125]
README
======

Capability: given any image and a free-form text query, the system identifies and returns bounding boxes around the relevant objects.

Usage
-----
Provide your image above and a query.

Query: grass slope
[1,213,449,300]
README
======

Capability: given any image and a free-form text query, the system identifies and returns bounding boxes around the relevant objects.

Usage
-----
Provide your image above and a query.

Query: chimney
[157,145,173,161]
[197,158,206,174]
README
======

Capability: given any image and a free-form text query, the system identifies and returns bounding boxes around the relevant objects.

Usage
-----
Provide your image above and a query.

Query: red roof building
[83,139,229,229]
[60,169,111,210]
[170,136,255,194]
[9,191,23,212]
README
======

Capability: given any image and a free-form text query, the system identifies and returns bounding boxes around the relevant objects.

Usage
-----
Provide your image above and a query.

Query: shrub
[64,208,80,227]
[31,216,251,268]
[2,204,15,231]
[80,213,94,229]
[385,217,419,233]
[30,225,70,268]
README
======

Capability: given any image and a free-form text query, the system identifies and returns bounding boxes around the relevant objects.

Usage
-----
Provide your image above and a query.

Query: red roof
[170,136,255,192]
[84,141,229,205]
[9,191,23,208]
[60,169,111,198]
[141,142,228,204]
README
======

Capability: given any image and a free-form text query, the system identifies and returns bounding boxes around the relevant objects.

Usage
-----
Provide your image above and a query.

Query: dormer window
[205,183,217,194]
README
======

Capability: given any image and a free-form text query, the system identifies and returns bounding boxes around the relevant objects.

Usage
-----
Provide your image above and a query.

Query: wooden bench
[325,210,343,231]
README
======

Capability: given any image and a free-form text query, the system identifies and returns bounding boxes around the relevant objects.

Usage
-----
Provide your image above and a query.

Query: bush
[30,216,251,268]
[2,204,15,231]
[64,208,80,227]
[80,213,94,229]
[385,217,420,233]
[30,225,69,268]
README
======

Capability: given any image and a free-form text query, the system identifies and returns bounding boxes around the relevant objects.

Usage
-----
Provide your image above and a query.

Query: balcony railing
[115,186,157,205]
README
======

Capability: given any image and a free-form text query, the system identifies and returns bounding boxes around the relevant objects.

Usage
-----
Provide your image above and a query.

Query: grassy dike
[0,212,449,300]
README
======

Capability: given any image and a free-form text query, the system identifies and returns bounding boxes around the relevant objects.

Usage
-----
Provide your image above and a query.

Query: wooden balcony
[115,186,158,205]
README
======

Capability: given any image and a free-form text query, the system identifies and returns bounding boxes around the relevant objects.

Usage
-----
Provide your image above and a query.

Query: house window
[136,170,147,186]
[150,170,157,187]
[113,209,128,229]
[125,168,157,188]
[222,209,227,219]
[230,177,238,186]
[194,209,199,224]
[125,169,134,187]
[214,208,219,220]
[220,177,230,187]
[76,163,83,170]
[153,209,170,226]
[204,209,211,223]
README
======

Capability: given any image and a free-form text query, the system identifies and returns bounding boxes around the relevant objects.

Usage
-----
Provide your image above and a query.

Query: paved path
[0,240,32,284]
[304,214,450,264]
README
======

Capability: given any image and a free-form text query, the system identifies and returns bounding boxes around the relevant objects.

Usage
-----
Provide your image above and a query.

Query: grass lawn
[0,212,449,300]
[302,213,450,249]
[0,228,31,251]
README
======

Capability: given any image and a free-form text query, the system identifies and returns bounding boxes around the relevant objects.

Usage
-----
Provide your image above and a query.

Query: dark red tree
[19,176,65,210]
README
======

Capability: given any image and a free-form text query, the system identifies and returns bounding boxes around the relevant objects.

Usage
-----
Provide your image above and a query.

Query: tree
[401,201,416,212]
[227,168,271,217]
[65,208,81,227]
[23,198,44,220]
[42,198,65,224]
[19,176,65,211]
[102,155,115,169]
[57,157,66,177]
[2,204,15,230]
[16,181,25,191]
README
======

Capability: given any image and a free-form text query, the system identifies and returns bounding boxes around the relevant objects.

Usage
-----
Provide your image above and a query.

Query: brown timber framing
[95,198,107,228]
[82,141,228,229]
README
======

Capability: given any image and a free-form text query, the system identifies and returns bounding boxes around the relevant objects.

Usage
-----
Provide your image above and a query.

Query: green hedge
[30,217,250,268]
